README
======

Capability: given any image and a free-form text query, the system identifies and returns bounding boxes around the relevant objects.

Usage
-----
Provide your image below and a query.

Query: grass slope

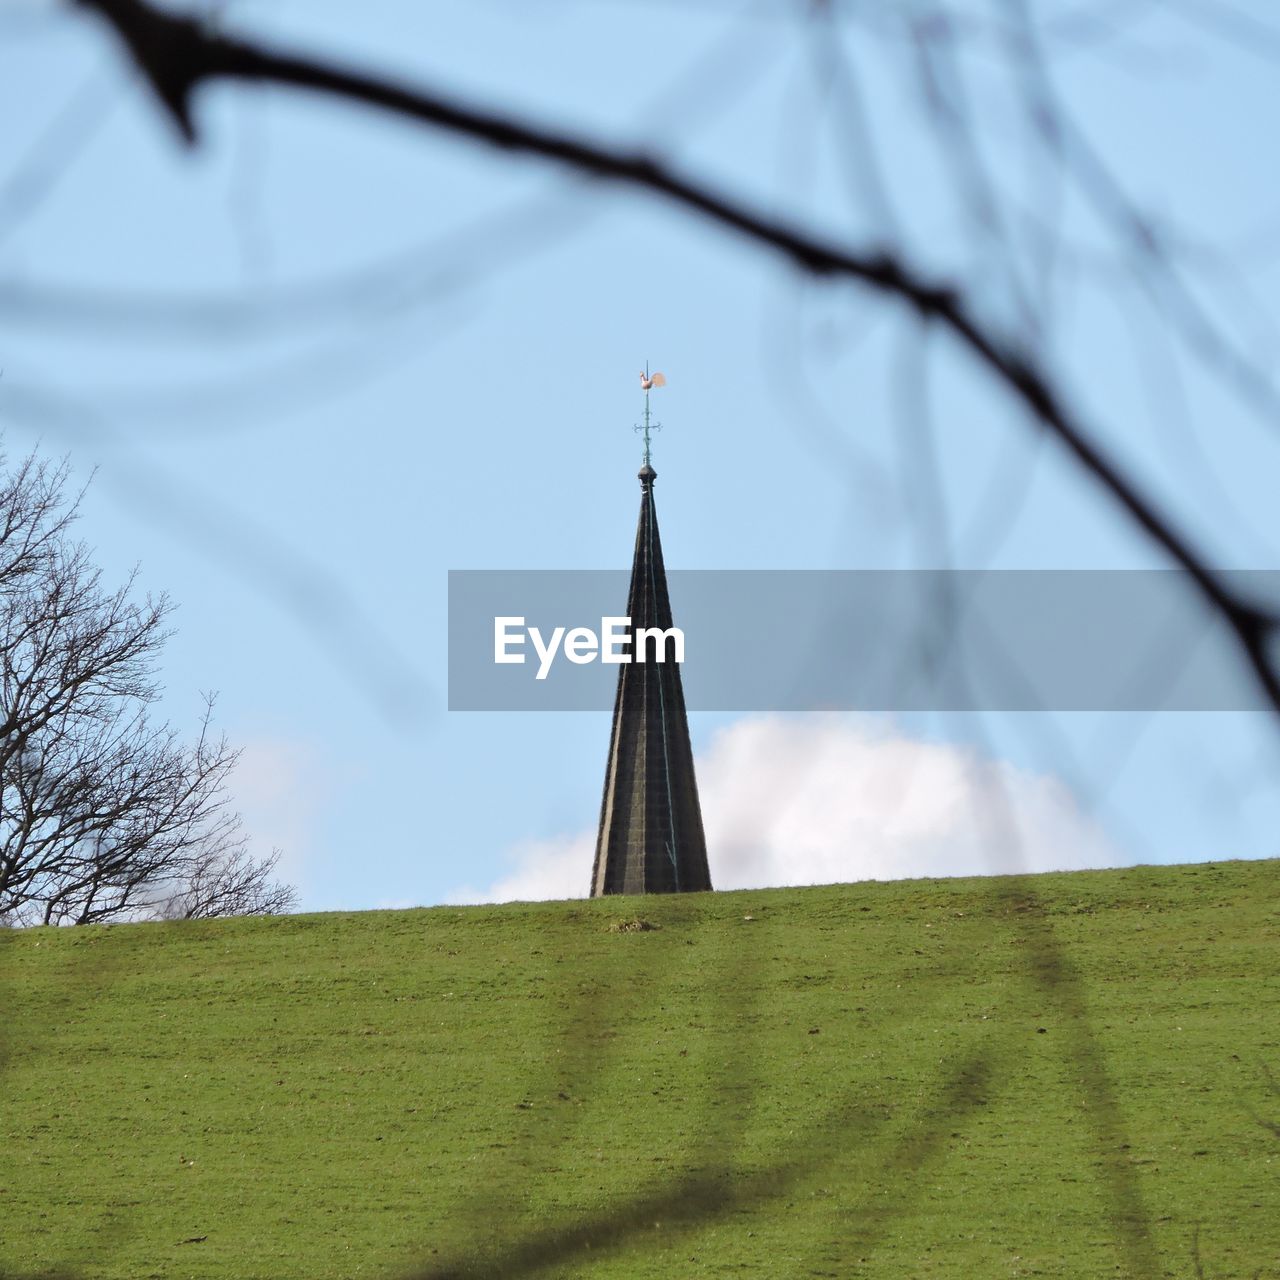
[1,860,1277,1280]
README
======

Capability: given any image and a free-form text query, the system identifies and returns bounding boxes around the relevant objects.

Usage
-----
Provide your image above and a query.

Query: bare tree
[0,445,295,925]
[157,842,296,920]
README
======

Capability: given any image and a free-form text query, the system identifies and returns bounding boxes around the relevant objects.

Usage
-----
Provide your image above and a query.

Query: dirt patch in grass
[607,918,660,933]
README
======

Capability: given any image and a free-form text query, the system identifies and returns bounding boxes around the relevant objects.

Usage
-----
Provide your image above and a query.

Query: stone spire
[590,451,712,896]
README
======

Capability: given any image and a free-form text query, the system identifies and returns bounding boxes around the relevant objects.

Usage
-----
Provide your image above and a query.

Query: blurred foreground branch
[75,0,1280,719]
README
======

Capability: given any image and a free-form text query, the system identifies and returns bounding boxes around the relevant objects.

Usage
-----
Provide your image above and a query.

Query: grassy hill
[1,860,1277,1280]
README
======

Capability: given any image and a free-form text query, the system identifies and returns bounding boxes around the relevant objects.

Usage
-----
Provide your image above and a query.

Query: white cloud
[444,830,595,906]
[227,738,333,893]
[447,715,1123,904]
[699,715,1119,888]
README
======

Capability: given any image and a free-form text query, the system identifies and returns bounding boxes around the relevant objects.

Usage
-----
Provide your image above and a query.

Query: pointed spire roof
[591,459,712,896]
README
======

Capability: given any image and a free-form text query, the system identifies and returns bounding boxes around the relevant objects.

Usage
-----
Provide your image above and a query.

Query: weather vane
[636,362,667,466]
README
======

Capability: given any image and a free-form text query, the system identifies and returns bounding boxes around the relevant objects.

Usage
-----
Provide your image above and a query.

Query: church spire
[590,371,712,896]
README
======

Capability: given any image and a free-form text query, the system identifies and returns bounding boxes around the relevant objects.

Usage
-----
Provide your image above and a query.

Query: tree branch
[74,0,1280,715]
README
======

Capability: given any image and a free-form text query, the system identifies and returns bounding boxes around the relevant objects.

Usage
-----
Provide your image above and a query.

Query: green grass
[1,860,1277,1279]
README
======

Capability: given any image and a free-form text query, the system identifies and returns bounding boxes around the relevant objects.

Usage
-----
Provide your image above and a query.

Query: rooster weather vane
[636,363,666,466]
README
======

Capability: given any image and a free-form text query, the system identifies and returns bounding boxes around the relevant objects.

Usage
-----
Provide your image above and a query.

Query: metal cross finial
[636,362,667,465]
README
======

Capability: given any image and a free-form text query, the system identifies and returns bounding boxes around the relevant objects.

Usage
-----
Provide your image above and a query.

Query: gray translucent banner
[448,570,1277,711]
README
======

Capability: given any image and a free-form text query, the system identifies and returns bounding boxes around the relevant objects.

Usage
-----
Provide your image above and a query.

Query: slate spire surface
[590,438,712,896]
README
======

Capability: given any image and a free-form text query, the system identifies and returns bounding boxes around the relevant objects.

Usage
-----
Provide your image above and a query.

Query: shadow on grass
[398,880,1161,1278]
[9,883,1271,1279]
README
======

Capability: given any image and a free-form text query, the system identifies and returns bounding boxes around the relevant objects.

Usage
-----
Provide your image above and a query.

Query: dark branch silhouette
[74,0,1280,723]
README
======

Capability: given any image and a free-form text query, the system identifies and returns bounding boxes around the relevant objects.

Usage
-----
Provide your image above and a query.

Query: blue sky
[2,0,1279,910]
